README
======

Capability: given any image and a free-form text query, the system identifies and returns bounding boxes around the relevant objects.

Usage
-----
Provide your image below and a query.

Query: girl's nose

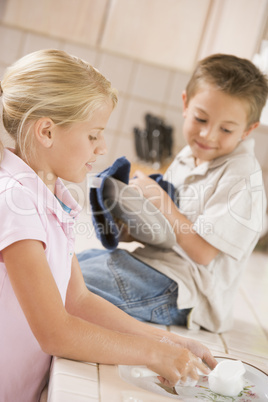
[95,136,107,155]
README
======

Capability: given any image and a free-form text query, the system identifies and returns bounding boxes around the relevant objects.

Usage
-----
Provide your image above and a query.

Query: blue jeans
[78,248,190,326]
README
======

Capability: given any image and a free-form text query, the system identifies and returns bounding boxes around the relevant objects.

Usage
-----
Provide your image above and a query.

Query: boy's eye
[221,127,232,134]
[195,117,207,123]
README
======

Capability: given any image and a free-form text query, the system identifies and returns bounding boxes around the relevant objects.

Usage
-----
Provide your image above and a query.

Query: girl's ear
[182,90,188,117]
[34,118,54,148]
[242,121,259,140]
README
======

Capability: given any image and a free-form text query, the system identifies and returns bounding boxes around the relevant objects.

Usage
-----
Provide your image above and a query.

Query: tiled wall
[1,21,268,204]
[0,22,190,174]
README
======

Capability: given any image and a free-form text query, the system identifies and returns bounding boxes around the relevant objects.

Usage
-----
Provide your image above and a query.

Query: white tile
[48,374,99,398]
[52,358,98,381]
[130,63,170,103]
[21,32,61,56]
[97,52,134,94]
[63,43,97,66]
[0,25,24,64]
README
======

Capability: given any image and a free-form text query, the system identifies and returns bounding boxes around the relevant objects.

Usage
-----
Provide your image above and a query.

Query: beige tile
[0,25,24,64]
[63,43,97,66]
[97,52,134,94]
[130,63,171,103]
[106,93,125,132]
[163,107,186,154]
[21,32,61,56]
[113,135,137,163]
[254,127,268,170]
[121,99,162,140]
[167,71,191,108]
[221,290,268,358]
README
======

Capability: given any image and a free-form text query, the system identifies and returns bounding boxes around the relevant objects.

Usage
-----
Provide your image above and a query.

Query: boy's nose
[200,126,216,141]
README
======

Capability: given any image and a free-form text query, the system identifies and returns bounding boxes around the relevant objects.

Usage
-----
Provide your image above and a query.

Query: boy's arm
[131,171,219,265]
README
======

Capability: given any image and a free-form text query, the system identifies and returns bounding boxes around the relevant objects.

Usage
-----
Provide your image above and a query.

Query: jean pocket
[151,303,174,325]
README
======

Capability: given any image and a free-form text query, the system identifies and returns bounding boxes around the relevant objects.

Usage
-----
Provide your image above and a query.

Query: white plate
[118,357,268,401]
[102,177,177,248]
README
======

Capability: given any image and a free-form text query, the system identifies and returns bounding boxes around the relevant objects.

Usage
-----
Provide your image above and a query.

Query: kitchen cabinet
[1,0,108,46]
[101,0,211,72]
[198,0,268,61]
[1,0,268,73]
[101,0,268,72]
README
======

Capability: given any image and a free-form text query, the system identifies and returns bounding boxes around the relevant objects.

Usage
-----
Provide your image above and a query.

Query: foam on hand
[208,360,246,397]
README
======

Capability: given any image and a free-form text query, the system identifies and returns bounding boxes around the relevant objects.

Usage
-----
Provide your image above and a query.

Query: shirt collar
[176,138,255,175]
[1,148,82,221]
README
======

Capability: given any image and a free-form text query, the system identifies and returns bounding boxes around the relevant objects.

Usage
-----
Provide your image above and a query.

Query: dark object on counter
[133,113,173,168]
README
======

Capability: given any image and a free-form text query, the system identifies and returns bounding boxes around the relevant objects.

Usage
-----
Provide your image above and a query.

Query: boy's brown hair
[186,54,268,127]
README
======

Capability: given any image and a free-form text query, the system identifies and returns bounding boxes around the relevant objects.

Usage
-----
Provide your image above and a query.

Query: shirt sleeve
[0,185,47,253]
[194,168,266,261]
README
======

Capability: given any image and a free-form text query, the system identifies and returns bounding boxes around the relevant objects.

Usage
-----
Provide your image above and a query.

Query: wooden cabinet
[2,0,268,72]
[1,0,108,46]
[101,0,211,72]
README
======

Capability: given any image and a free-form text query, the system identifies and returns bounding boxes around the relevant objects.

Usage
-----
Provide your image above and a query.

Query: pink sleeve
[0,186,47,254]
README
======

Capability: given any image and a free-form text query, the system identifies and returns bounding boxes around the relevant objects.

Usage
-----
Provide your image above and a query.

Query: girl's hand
[148,340,211,387]
[161,333,218,371]
[181,337,218,371]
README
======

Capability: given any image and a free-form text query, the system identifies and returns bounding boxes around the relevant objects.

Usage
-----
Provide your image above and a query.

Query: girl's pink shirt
[0,149,81,402]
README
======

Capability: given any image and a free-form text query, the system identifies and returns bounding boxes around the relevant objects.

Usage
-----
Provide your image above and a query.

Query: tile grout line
[240,285,268,342]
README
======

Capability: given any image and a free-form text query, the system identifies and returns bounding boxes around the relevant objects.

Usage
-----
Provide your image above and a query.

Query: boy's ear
[182,90,188,117]
[242,121,259,140]
[34,118,54,148]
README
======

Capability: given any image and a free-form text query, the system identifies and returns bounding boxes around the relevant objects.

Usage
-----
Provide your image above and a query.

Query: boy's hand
[130,170,164,207]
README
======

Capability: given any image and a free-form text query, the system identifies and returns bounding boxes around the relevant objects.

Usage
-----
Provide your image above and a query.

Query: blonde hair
[185,54,268,127]
[0,49,118,162]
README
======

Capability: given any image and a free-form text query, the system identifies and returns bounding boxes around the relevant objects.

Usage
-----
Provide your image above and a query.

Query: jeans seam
[107,255,130,302]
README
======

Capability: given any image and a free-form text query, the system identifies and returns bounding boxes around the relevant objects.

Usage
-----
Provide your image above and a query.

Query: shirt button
[187,175,195,182]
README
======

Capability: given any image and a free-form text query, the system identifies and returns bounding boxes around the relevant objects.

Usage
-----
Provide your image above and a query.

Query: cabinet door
[198,0,268,60]
[101,0,211,72]
[2,0,108,46]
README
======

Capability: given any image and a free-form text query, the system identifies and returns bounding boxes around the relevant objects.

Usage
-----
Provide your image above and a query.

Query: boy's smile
[182,84,258,166]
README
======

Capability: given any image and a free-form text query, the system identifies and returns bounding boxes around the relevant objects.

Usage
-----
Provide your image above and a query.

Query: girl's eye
[195,117,207,123]
[89,135,97,141]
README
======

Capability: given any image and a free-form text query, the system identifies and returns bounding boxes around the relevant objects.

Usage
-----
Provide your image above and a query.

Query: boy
[78,54,268,333]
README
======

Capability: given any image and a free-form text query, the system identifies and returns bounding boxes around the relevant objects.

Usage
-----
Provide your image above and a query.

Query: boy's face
[182,84,258,165]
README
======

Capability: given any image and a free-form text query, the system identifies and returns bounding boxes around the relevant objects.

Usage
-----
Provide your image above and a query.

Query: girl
[0,49,216,402]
